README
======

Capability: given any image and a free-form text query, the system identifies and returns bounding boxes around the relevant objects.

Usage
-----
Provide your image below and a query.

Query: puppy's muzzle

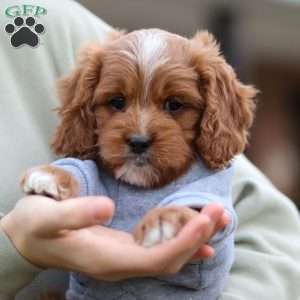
[128,134,152,154]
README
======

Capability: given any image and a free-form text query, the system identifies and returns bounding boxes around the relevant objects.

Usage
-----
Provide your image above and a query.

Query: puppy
[21,29,256,300]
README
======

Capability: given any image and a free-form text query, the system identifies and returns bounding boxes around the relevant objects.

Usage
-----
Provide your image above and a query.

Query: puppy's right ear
[52,30,126,158]
[51,42,103,158]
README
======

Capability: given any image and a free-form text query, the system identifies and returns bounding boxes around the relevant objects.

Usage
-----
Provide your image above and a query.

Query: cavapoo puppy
[21,29,256,300]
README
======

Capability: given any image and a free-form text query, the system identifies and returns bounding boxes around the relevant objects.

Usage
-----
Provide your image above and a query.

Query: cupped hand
[0,195,227,281]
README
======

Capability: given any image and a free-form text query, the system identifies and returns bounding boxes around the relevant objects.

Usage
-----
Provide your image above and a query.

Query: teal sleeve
[0,0,113,298]
[0,221,41,300]
[220,155,300,299]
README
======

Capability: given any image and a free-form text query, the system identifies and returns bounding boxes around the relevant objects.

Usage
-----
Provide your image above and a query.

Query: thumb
[36,196,115,235]
[148,214,213,270]
[148,203,224,273]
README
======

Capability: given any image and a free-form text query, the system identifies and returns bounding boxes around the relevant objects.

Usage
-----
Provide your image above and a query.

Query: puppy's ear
[190,31,257,169]
[51,42,103,158]
[52,30,126,158]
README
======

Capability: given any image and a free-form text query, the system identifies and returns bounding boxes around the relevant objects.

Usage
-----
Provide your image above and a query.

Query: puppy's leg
[20,165,79,201]
[133,206,199,247]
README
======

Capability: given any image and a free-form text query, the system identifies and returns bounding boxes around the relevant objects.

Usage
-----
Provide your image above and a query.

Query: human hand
[0,195,225,281]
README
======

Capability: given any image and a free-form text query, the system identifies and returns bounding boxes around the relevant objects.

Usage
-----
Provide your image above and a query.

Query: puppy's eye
[108,96,126,111]
[164,97,184,112]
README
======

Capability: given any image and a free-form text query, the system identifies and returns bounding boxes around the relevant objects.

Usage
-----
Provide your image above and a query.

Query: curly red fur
[51,29,257,188]
[190,31,257,169]
[51,43,103,159]
[47,29,257,300]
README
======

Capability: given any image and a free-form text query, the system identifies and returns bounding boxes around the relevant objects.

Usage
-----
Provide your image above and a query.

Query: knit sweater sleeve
[158,163,237,248]
[0,215,41,300]
[52,158,107,197]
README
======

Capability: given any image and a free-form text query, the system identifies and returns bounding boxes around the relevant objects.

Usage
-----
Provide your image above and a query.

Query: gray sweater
[54,157,237,300]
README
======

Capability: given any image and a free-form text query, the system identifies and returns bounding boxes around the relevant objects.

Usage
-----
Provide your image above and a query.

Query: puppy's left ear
[190,31,258,169]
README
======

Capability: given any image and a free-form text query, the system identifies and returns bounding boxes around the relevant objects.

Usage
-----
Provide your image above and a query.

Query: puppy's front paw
[133,206,199,247]
[20,165,79,201]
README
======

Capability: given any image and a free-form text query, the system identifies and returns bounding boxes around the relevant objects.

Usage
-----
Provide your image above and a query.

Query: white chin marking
[143,222,176,247]
[115,162,158,187]
[23,170,59,198]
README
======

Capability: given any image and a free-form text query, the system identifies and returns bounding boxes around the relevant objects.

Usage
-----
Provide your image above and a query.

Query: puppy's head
[52,29,257,188]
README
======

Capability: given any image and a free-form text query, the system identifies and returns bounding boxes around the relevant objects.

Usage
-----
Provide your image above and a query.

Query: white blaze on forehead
[137,30,168,97]
[121,30,169,98]
[138,30,167,66]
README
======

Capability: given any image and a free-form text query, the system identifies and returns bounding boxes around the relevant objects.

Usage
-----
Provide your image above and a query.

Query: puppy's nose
[128,134,152,154]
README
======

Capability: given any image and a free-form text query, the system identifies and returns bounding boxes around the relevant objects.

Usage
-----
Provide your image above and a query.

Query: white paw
[23,170,59,198]
[133,206,198,248]
[142,222,176,247]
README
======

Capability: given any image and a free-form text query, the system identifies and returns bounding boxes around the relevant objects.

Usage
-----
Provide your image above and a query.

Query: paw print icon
[5,16,45,48]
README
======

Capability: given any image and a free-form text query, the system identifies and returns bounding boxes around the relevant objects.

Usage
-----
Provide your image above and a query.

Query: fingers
[201,203,231,233]
[190,204,230,261]
[191,244,215,261]
[35,196,115,235]
[113,215,211,278]
[143,203,225,274]
[190,204,230,260]
[165,203,224,255]
[146,214,213,272]
[200,203,224,224]
[219,212,230,228]
[190,216,228,261]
